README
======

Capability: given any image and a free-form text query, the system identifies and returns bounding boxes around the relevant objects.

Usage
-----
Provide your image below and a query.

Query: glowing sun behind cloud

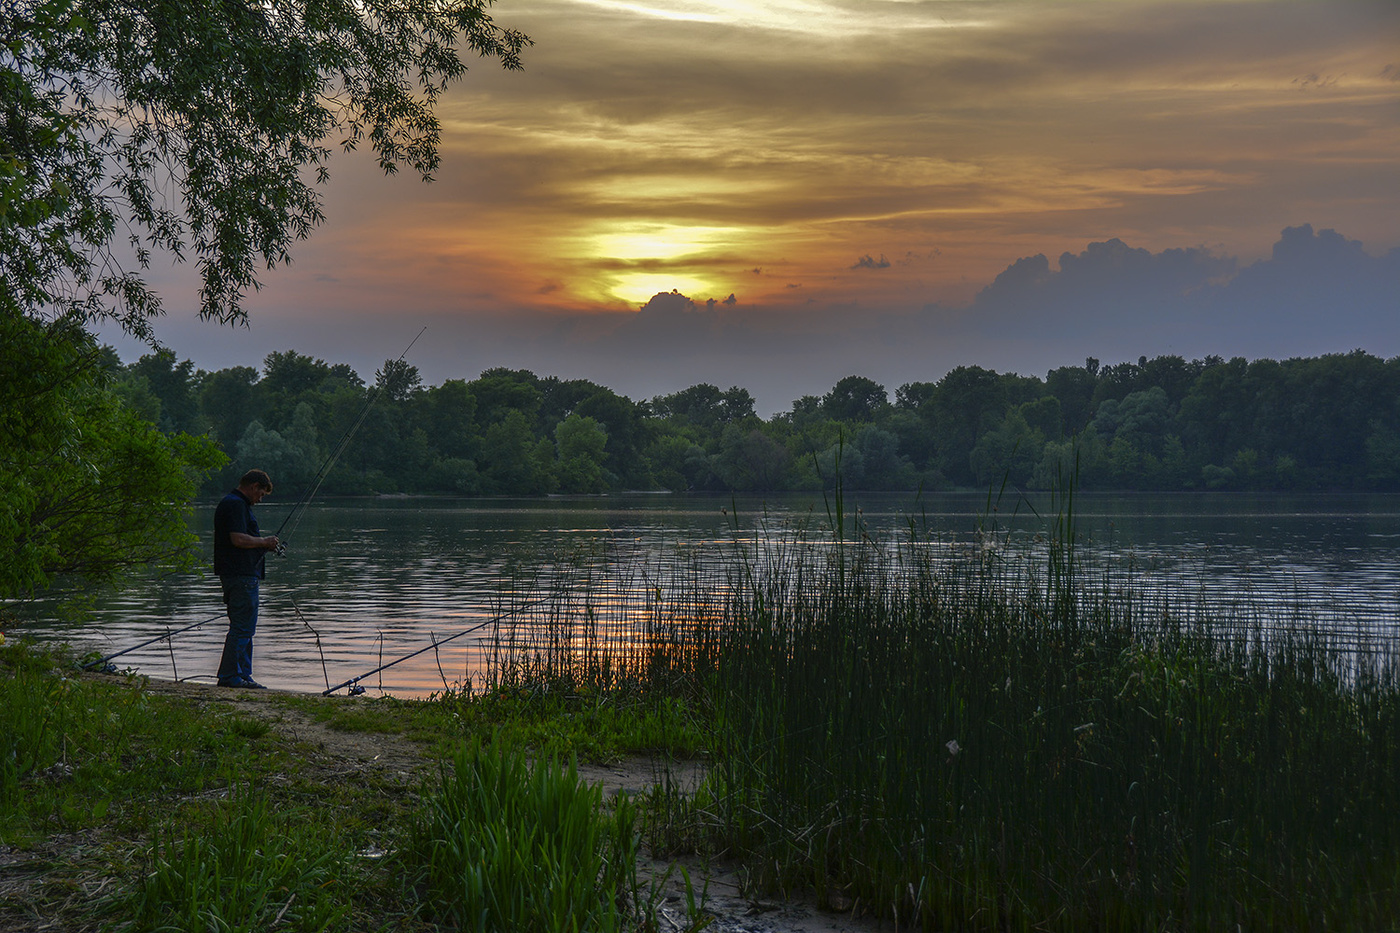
[578,223,750,305]
[610,272,717,304]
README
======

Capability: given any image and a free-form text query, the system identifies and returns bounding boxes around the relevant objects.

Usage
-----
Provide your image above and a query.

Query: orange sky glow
[116,0,1400,412]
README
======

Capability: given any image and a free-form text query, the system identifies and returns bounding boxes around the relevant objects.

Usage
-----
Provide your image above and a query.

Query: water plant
[672,482,1400,930]
[468,471,1400,930]
[402,736,649,931]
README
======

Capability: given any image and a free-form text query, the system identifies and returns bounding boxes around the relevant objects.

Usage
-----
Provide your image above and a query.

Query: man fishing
[214,469,281,689]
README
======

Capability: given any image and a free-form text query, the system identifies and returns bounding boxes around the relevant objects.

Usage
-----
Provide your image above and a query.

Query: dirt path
[119,677,883,933]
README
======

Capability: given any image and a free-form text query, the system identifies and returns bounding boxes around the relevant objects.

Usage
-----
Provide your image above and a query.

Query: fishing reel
[274,542,288,557]
[348,684,366,696]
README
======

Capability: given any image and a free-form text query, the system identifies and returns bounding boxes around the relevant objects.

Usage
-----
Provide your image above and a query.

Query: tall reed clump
[477,541,725,704]
[433,543,720,762]
[402,737,648,932]
[684,483,1400,931]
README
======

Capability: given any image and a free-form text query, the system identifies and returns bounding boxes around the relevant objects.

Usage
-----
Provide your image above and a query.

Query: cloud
[851,254,892,270]
[637,290,699,317]
[327,0,1400,323]
[960,226,1399,363]
[1215,225,1400,336]
[973,238,1236,323]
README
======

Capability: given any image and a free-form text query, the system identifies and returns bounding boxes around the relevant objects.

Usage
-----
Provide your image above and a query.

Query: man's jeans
[217,575,259,685]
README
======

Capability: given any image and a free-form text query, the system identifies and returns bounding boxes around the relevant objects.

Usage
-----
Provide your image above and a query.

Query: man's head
[237,469,273,503]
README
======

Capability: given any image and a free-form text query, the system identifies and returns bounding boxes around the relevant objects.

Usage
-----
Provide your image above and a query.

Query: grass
[107,787,351,933]
[0,650,289,845]
[403,737,648,932]
[700,578,1400,929]
[432,682,707,764]
[457,475,1400,930]
[0,639,704,932]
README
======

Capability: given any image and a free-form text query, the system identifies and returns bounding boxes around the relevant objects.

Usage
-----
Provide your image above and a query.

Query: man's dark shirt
[213,490,266,579]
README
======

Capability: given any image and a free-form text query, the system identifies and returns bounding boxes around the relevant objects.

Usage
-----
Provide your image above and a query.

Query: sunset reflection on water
[14,492,1400,697]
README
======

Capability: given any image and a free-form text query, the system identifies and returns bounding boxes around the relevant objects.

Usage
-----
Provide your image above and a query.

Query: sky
[104,0,1400,416]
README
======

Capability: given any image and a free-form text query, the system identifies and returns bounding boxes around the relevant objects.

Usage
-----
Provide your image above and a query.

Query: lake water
[11,491,1400,697]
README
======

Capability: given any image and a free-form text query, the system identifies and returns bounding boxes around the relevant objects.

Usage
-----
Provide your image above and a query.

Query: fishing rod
[272,325,428,554]
[321,598,547,696]
[80,613,225,671]
[85,327,427,676]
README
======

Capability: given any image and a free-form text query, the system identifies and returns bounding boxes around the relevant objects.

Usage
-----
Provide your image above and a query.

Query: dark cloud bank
[534,225,1398,415]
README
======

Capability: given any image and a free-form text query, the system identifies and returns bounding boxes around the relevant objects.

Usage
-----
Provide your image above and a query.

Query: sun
[578,223,743,305]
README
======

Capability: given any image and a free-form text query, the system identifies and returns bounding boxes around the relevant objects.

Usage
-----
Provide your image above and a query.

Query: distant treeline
[111,348,1400,496]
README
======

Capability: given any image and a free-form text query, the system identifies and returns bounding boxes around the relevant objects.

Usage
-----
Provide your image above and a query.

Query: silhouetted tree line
[112,348,1400,496]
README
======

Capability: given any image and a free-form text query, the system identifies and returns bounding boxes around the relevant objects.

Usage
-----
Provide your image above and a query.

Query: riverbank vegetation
[691,520,1400,929]
[117,346,1400,499]
[0,637,697,932]
[4,495,1398,930]
[441,493,1400,930]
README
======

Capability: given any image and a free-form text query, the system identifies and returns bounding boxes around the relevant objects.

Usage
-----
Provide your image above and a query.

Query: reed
[429,477,1400,929]
[431,476,1380,929]
[669,486,1400,930]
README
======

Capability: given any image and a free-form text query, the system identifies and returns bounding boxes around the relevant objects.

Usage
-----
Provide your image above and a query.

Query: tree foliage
[2,0,528,331]
[117,348,1400,502]
[0,316,224,599]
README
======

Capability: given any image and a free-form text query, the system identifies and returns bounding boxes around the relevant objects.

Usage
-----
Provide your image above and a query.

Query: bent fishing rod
[271,325,428,554]
[322,598,547,696]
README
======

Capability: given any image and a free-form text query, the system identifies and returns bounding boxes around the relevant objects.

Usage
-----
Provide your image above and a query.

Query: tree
[126,349,204,434]
[0,316,224,598]
[714,426,791,491]
[376,358,423,403]
[720,386,757,423]
[1093,387,1170,458]
[3,0,528,333]
[235,402,322,491]
[472,370,543,427]
[969,410,1043,488]
[481,410,551,494]
[653,384,724,427]
[1044,362,1098,435]
[823,375,888,423]
[554,414,608,494]
[853,426,915,490]
[930,366,1008,486]
[417,379,479,461]
[199,365,259,453]
[574,389,647,487]
[4,0,524,593]
[645,431,696,491]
